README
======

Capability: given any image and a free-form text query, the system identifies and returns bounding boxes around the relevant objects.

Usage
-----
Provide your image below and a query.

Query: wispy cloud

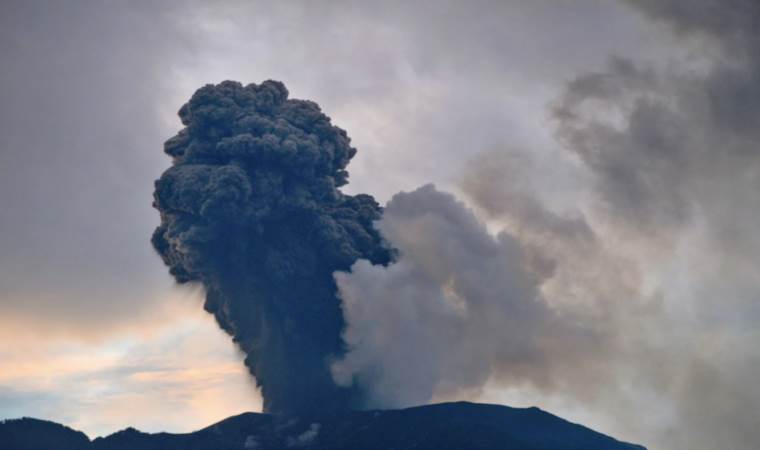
[0,290,261,437]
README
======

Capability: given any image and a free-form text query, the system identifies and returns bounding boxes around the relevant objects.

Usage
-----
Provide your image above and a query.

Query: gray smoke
[555,0,760,249]
[331,3,760,450]
[331,184,610,408]
[546,1,760,448]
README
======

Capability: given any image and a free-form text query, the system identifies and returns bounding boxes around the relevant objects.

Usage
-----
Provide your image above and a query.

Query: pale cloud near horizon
[0,288,261,437]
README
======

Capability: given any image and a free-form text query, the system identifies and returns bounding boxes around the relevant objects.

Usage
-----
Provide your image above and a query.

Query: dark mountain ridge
[0,401,646,450]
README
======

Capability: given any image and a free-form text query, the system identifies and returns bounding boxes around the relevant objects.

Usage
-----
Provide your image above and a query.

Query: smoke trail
[151,80,392,413]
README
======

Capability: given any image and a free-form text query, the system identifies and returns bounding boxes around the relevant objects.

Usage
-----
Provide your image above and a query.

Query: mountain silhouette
[1,401,645,450]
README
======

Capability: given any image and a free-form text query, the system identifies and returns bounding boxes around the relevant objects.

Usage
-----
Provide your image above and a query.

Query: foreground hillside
[0,401,645,450]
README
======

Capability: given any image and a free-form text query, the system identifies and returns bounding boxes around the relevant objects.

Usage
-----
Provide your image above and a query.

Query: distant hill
[1,401,646,450]
[0,417,90,449]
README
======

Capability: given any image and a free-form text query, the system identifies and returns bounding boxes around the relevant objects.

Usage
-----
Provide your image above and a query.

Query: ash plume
[151,80,392,414]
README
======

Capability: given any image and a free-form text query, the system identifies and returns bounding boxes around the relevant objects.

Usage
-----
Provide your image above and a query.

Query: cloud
[454,1,760,448]
[0,0,671,336]
[0,0,185,332]
[0,289,261,438]
[554,0,760,256]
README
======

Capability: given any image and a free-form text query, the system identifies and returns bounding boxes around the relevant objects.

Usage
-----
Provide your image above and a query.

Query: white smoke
[331,184,602,409]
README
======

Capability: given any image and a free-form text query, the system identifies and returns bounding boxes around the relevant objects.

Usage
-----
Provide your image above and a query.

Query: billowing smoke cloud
[331,184,613,409]
[151,80,392,413]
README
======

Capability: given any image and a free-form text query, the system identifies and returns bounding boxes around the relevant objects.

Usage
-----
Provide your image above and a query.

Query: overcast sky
[1,1,758,449]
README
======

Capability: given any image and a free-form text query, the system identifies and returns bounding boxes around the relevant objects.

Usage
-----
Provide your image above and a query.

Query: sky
[1,1,758,449]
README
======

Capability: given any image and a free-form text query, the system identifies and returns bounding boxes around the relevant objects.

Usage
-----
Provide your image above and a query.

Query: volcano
[1,401,645,450]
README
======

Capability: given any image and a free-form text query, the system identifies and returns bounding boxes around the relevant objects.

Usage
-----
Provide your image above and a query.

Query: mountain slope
[2,401,646,450]
[0,417,90,449]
